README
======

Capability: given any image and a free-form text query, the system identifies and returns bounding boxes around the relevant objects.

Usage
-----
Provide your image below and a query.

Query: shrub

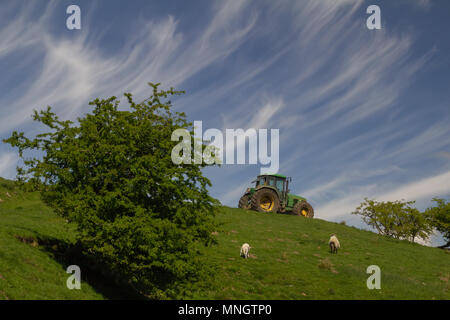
[352,198,433,242]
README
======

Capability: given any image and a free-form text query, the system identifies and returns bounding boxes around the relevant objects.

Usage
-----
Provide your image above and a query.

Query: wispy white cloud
[416,0,432,8]
[221,96,284,131]
[0,153,18,179]
[315,169,450,221]
[378,170,450,202]
[437,151,450,160]
[0,1,258,134]
[220,180,251,205]
[384,119,450,161]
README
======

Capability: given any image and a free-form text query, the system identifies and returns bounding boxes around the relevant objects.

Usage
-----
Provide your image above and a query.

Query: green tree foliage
[426,198,450,248]
[3,83,219,298]
[352,198,432,242]
[396,207,433,243]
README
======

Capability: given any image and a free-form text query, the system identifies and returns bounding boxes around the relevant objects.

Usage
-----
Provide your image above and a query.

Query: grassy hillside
[190,207,450,299]
[0,178,134,300]
[0,178,449,300]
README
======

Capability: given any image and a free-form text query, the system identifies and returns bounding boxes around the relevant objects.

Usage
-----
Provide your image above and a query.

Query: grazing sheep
[240,243,251,259]
[329,234,340,254]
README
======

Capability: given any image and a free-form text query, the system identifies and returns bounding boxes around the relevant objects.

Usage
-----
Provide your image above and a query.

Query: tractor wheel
[292,200,314,218]
[251,189,280,213]
[238,195,250,209]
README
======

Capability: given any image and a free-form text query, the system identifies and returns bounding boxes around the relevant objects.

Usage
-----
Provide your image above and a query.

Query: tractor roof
[258,173,287,179]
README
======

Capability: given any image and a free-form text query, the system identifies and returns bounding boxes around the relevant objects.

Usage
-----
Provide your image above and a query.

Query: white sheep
[328,234,340,254]
[240,243,251,259]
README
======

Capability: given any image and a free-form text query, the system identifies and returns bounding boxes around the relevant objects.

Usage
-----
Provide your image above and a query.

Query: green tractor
[238,174,314,218]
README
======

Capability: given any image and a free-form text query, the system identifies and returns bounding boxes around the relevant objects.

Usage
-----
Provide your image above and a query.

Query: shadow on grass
[25,235,148,300]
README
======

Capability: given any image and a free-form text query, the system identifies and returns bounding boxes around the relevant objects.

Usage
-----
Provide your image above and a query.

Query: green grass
[0,177,449,299]
[187,207,450,300]
[0,178,139,300]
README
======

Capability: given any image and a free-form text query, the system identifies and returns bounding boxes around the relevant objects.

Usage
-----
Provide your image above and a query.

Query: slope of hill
[189,207,449,299]
[0,178,449,300]
[0,178,132,300]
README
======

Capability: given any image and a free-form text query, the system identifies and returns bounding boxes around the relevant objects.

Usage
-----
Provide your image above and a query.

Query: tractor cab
[253,174,290,197]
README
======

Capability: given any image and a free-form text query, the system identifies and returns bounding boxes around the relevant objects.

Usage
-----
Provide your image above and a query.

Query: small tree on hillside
[352,198,432,242]
[426,198,450,249]
[396,207,433,243]
[3,83,219,298]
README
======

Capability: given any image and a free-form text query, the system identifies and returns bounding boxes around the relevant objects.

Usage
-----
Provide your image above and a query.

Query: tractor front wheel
[251,189,280,213]
[238,194,250,209]
[292,200,314,218]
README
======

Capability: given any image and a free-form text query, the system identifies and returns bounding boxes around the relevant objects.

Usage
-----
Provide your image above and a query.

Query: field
[0,178,449,300]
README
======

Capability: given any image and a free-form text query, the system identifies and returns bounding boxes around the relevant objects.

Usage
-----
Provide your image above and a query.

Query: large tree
[3,83,219,298]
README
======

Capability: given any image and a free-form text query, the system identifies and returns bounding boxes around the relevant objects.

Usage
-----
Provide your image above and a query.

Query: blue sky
[0,0,449,242]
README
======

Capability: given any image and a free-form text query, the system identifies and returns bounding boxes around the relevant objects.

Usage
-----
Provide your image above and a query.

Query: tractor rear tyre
[251,189,280,213]
[292,200,314,218]
[238,194,250,209]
